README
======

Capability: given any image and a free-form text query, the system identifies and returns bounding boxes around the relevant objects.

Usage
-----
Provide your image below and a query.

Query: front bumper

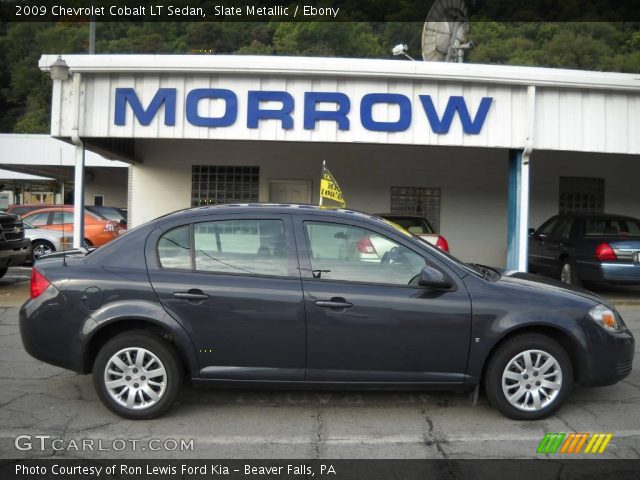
[578,313,635,386]
[0,238,31,268]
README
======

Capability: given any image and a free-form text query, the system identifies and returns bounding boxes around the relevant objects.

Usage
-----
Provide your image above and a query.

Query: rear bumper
[577,260,640,285]
[0,239,31,268]
[19,288,88,373]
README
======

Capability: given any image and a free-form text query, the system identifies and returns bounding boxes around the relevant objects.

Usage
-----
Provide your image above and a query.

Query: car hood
[497,269,609,307]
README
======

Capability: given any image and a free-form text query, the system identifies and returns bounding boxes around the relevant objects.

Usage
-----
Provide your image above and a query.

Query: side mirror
[528,228,535,236]
[418,265,453,290]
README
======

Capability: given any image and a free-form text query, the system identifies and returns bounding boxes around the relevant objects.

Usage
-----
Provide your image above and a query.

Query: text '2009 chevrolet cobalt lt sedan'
[20,205,634,420]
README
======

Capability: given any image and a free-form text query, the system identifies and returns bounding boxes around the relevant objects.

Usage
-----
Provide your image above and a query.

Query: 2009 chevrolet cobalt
[20,205,634,420]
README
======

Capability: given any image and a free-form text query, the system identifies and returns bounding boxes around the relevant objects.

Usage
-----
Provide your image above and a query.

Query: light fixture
[50,56,70,81]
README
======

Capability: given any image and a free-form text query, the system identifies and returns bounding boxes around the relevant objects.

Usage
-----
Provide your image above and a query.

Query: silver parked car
[23,222,73,262]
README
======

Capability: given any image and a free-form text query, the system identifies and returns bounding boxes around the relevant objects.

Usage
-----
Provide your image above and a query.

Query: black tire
[31,240,55,262]
[0,267,7,279]
[484,333,573,420]
[560,258,582,287]
[93,330,182,420]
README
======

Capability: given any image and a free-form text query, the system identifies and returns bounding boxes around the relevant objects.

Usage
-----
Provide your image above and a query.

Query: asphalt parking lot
[1,267,639,459]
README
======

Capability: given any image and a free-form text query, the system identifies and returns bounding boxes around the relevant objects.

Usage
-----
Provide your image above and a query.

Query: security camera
[392,44,408,56]
[392,44,415,61]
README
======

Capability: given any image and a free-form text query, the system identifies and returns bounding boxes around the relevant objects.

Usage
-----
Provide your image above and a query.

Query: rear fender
[84,300,199,375]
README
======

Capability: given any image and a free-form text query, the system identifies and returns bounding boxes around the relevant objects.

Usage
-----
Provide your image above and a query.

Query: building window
[191,166,259,207]
[390,186,441,233]
[559,177,604,214]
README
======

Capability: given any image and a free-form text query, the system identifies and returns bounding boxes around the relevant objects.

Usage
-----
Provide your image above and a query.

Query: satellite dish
[421,0,472,63]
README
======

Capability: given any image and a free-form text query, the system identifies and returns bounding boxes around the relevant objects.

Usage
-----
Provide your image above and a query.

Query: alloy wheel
[501,349,562,412]
[32,243,54,260]
[103,347,167,410]
[560,263,572,284]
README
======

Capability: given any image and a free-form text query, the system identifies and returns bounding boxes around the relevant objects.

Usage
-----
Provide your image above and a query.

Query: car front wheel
[484,334,573,420]
[93,331,182,419]
[560,259,581,287]
[31,240,55,262]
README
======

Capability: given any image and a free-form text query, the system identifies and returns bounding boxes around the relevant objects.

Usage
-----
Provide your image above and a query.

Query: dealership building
[38,54,639,269]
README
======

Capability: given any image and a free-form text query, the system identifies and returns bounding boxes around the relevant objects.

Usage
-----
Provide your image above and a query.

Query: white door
[269,180,312,204]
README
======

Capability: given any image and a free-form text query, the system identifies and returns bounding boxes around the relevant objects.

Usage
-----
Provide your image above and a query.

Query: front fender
[83,300,199,375]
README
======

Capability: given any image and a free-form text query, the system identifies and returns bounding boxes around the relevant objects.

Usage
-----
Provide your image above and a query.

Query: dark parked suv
[20,205,634,420]
[0,212,31,278]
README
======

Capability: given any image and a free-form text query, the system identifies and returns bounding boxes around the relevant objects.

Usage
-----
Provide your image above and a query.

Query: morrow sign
[114,88,493,135]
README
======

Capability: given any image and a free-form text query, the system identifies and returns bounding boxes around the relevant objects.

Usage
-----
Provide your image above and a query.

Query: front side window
[537,217,559,237]
[158,226,191,269]
[194,219,288,276]
[26,212,49,226]
[304,222,426,286]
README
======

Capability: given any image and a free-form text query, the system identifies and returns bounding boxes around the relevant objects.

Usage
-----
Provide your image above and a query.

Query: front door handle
[315,298,353,309]
[173,289,210,302]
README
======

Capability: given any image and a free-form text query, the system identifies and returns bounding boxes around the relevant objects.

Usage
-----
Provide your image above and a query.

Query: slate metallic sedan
[529,213,640,286]
[20,205,634,420]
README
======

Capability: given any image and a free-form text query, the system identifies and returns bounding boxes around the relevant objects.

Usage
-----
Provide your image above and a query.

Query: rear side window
[51,211,75,224]
[193,220,288,276]
[158,226,191,269]
[585,218,640,236]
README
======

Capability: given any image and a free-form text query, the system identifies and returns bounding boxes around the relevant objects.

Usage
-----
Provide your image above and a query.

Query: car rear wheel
[93,331,181,419]
[484,333,573,420]
[560,259,581,287]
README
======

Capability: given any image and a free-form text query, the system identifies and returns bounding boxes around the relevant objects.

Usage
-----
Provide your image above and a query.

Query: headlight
[588,304,621,332]
[60,236,73,245]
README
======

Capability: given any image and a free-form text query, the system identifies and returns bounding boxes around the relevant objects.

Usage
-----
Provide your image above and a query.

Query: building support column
[70,72,85,249]
[507,149,531,271]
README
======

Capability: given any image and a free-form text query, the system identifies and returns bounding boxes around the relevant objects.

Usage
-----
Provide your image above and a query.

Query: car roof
[560,213,640,221]
[156,203,386,224]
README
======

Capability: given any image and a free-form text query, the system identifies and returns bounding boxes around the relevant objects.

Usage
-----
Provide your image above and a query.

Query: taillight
[595,243,617,261]
[435,235,449,252]
[357,237,377,254]
[104,222,116,232]
[30,268,51,299]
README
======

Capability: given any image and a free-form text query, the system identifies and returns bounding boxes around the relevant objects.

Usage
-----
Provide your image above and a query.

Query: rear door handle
[315,298,353,309]
[173,289,210,301]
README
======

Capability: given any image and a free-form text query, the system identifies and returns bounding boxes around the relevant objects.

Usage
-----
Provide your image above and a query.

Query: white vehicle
[378,214,450,252]
[23,222,73,262]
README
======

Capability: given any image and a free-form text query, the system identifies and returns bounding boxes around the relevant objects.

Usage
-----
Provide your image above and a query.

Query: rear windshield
[584,218,640,237]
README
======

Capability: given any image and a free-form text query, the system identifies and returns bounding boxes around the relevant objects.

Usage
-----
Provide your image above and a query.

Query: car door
[543,217,574,271]
[146,214,306,381]
[294,216,472,383]
[529,216,560,274]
